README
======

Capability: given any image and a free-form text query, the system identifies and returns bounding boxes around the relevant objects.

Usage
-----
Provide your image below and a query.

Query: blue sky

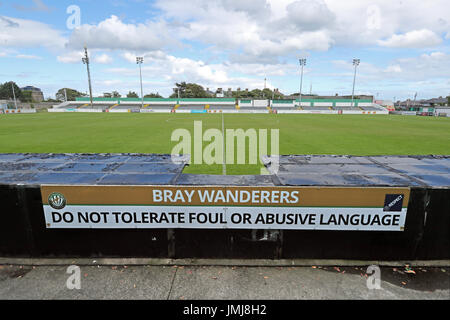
[0,0,449,100]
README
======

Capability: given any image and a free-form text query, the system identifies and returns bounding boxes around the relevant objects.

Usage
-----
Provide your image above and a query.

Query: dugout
[0,153,448,260]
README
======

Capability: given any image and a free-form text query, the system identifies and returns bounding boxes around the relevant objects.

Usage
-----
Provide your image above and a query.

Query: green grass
[0,113,449,174]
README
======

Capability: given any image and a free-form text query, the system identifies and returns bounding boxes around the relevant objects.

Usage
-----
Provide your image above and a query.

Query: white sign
[44,205,407,231]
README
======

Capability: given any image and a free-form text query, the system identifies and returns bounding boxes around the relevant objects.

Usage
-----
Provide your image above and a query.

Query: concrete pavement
[0,264,448,300]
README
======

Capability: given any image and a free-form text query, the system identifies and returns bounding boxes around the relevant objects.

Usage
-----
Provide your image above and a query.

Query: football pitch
[0,112,449,175]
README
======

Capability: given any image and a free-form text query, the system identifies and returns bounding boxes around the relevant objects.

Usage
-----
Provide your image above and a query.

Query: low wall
[1,109,37,114]
[276,110,388,115]
[45,108,388,116]
[48,108,104,113]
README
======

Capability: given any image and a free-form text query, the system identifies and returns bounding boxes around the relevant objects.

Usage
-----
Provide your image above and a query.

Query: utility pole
[136,57,144,109]
[298,58,306,108]
[351,59,360,108]
[82,45,94,109]
[64,88,68,102]
[11,83,17,109]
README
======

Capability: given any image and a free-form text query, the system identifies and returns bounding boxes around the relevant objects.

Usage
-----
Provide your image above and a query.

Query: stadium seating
[208,104,236,111]
[144,104,174,111]
[51,98,388,114]
[302,106,331,110]
[177,105,205,110]
[360,106,381,111]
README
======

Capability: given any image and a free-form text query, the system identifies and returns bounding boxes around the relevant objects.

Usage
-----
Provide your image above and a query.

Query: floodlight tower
[263,78,266,98]
[136,57,144,109]
[82,46,94,108]
[298,58,306,108]
[351,58,360,108]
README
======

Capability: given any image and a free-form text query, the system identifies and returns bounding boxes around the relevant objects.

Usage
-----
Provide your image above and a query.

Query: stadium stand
[208,104,236,111]
[177,104,205,110]
[50,97,388,114]
[302,106,332,110]
[361,106,381,111]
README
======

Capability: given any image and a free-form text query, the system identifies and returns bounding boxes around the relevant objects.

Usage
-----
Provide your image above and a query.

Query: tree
[45,98,60,103]
[169,82,210,98]
[21,91,33,102]
[232,90,251,99]
[230,88,285,99]
[0,82,23,100]
[262,88,284,100]
[250,89,263,98]
[144,93,163,98]
[127,91,139,98]
[55,88,86,101]
[111,91,121,98]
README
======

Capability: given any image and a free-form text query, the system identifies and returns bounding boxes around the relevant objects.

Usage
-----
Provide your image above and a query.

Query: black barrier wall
[0,154,449,260]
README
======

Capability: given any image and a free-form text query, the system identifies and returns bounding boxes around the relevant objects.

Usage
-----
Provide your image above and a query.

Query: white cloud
[106,51,284,95]
[151,0,448,63]
[57,51,84,64]
[94,53,113,64]
[334,52,450,83]
[378,29,442,48]
[392,52,450,78]
[385,65,402,73]
[66,15,177,51]
[122,52,138,63]
[58,50,113,65]
[0,16,65,49]
[16,54,42,60]
[97,79,123,87]
[285,0,335,31]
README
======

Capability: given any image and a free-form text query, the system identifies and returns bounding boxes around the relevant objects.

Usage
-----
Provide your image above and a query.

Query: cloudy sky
[0,0,449,100]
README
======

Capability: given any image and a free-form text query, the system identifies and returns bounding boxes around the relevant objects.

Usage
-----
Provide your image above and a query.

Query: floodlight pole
[351,59,360,108]
[82,46,94,109]
[11,83,17,109]
[263,78,266,98]
[136,57,144,109]
[298,59,306,108]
